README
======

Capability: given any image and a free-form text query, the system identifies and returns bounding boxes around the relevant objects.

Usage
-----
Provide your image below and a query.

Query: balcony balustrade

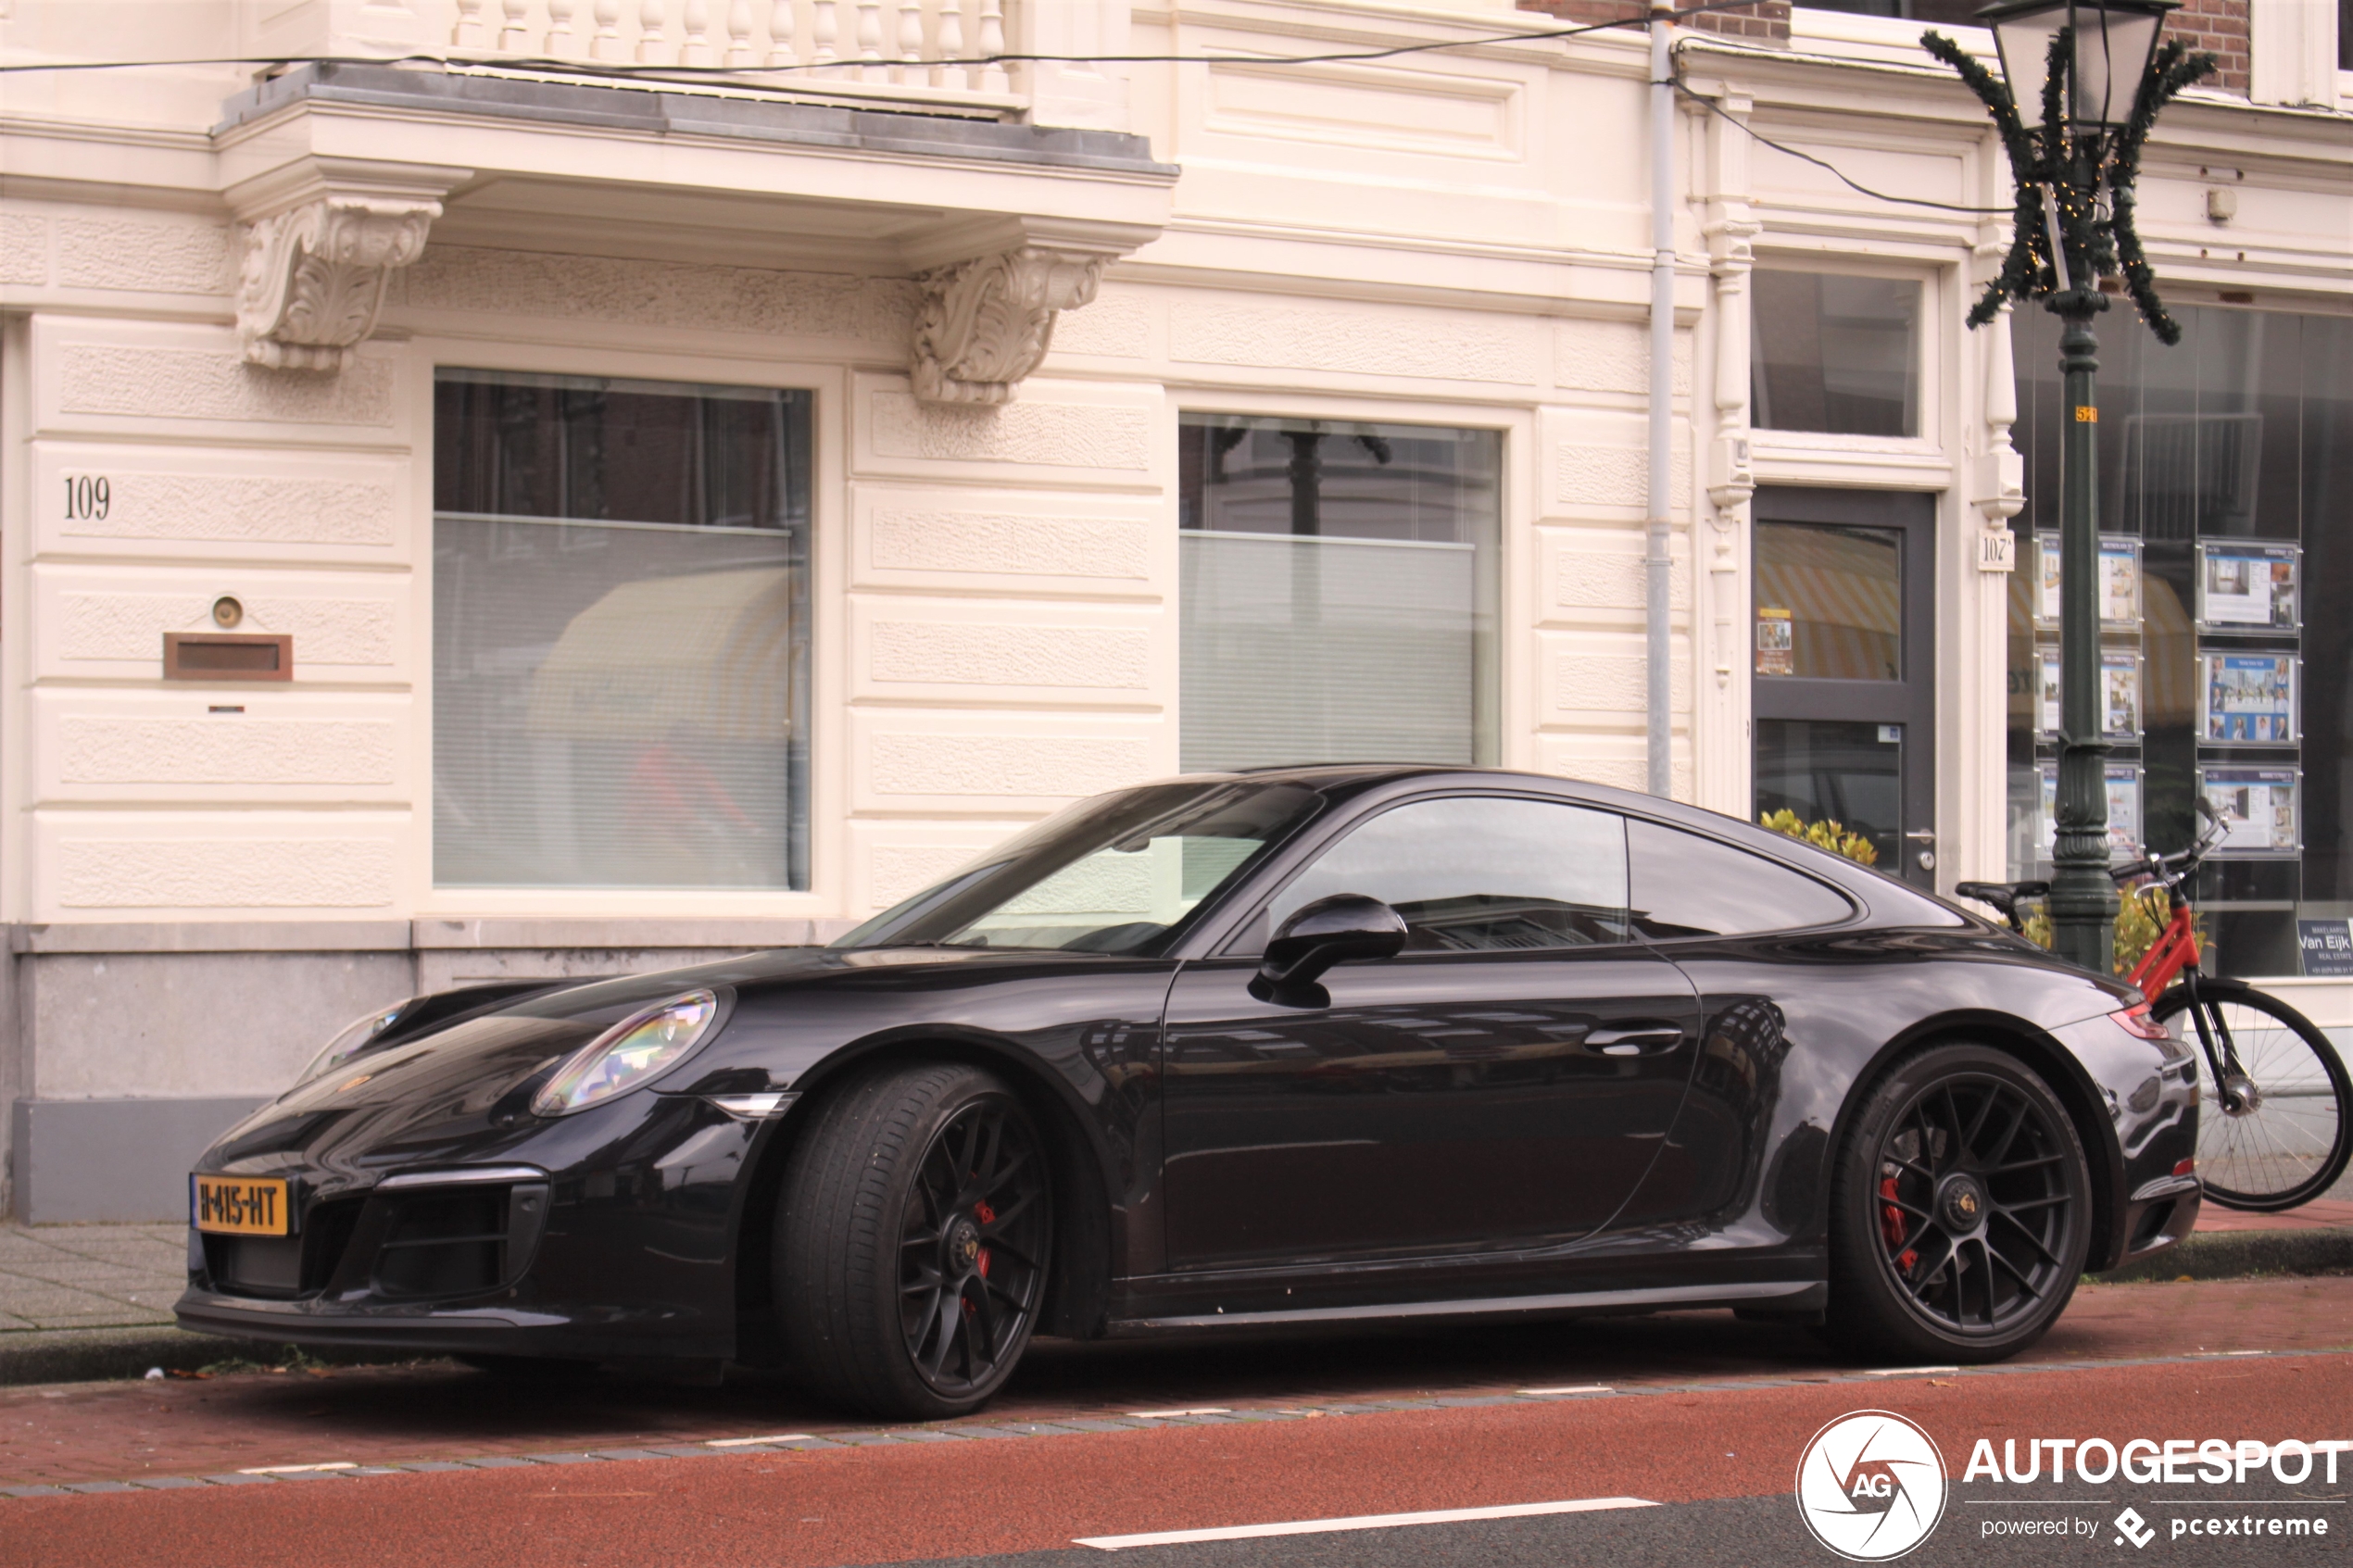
[273,0,1028,114]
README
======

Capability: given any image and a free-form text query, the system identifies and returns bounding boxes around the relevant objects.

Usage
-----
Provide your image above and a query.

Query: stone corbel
[229,160,471,371]
[904,219,1158,404]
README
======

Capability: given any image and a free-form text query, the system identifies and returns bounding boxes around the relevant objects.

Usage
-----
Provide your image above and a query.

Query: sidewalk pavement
[1,1185,2346,1383]
[0,1223,182,1335]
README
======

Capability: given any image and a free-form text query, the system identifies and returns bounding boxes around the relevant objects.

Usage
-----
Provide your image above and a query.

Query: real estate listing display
[2035,533,2144,629]
[2197,765,2301,859]
[2196,540,2300,633]
[2034,646,2142,739]
[2198,651,2298,746]
[2037,762,2145,864]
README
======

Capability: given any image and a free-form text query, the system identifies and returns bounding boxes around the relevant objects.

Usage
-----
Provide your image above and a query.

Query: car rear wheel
[774,1061,1052,1421]
[1823,1044,2091,1364]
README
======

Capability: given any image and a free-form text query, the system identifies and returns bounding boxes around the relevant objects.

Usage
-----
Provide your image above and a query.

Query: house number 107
[63,475,110,521]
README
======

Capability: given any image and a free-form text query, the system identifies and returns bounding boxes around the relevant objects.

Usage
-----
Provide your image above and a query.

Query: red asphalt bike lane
[3,1353,2346,1568]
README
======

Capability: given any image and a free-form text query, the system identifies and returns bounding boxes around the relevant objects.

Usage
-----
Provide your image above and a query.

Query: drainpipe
[1645,0,1677,797]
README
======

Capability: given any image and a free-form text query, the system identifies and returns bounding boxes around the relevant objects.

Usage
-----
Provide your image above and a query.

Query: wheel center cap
[947,1218,982,1271]
[1939,1174,1987,1230]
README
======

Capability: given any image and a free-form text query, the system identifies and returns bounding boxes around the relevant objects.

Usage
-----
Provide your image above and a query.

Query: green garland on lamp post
[1923,4,2212,975]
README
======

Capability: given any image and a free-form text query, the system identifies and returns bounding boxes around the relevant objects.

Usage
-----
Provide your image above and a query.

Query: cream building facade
[3,0,2347,1219]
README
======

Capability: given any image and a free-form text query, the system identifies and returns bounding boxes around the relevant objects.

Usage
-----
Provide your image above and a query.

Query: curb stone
[2096,1225,2353,1283]
[0,1325,420,1387]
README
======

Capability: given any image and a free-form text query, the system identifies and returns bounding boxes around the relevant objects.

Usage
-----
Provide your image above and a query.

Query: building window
[1793,0,1990,22]
[433,369,813,890]
[1176,415,1500,773]
[2007,307,2353,979]
[1752,271,1922,438]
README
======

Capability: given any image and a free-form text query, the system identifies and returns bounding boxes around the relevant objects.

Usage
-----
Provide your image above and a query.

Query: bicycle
[1957,797,2353,1212]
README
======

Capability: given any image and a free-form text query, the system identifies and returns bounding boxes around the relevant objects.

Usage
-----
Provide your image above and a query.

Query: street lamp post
[1924,2,2212,974]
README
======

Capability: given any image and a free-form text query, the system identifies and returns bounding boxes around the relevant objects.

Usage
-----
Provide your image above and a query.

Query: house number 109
[63,475,111,521]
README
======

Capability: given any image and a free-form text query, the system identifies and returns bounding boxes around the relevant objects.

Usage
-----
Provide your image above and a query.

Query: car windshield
[832,780,1323,954]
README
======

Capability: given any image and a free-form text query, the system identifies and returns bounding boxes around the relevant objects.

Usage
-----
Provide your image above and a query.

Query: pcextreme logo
[1795,1411,1949,1562]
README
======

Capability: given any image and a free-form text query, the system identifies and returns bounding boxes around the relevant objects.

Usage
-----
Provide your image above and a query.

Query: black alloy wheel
[897,1095,1051,1399]
[775,1062,1052,1420]
[1825,1045,2090,1362]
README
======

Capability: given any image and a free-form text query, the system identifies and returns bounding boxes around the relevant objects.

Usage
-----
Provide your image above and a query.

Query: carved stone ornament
[237,196,441,371]
[910,247,1107,405]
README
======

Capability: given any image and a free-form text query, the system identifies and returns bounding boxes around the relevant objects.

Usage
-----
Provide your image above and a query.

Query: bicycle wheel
[2150,981,2353,1211]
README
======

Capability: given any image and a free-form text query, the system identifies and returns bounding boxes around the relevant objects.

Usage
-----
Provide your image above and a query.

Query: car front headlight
[297,1000,411,1085]
[532,990,719,1117]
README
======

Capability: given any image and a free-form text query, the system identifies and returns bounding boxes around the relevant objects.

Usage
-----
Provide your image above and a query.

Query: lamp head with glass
[1919,0,2212,343]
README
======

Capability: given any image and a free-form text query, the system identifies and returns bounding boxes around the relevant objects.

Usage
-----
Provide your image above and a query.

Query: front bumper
[176,1098,772,1362]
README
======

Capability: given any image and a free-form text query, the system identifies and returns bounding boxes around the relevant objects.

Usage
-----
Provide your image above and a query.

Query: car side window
[1626,819,1854,940]
[1265,796,1629,951]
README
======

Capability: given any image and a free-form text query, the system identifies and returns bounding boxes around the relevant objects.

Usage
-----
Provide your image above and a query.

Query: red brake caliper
[1880,1174,1917,1273]
[973,1200,996,1279]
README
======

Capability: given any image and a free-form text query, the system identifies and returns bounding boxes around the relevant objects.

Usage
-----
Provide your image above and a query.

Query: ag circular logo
[1794,1410,1946,1561]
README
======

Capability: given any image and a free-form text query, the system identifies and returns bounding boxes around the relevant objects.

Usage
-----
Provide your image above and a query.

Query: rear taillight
[2112,1003,2170,1042]
[2173,1158,2196,1177]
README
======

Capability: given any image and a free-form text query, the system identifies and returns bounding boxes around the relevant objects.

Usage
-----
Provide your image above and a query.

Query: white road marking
[1074,1497,1659,1549]
[1516,1385,1613,1396]
[1863,1365,1961,1376]
[705,1434,814,1447]
[239,1462,357,1474]
[1126,1408,1230,1419]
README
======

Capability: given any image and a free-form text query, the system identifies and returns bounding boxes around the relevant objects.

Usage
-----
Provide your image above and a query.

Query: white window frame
[408,336,847,921]
[1169,388,1530,777]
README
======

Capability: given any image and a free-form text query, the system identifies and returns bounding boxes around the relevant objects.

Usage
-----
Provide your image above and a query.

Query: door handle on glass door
[1587,1026,1684,1057]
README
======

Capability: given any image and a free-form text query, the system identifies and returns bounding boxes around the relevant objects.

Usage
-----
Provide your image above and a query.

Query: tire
[2150,981,2353,1212]
[1823,1044,2092,1364]
[774,1061,1052,1421]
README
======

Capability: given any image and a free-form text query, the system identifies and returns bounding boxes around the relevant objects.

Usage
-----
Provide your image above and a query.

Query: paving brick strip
[4,1343,2347,1502]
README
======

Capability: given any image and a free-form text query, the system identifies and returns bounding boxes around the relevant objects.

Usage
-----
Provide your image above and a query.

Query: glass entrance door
[1751,488,1938,887]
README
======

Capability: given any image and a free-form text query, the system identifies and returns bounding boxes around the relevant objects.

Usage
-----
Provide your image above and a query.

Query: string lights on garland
[1922,4,2213,342]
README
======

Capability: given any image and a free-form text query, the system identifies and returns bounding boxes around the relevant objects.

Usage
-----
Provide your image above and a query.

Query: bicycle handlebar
[2108,796,2230,889]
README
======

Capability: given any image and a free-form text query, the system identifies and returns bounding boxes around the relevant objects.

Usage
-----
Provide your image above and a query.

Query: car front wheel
[774,1061,1052,1420]
[1824,1044,2091,1363]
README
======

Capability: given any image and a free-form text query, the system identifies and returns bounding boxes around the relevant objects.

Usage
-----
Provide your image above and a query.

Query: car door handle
[1587,1026,1684,1057]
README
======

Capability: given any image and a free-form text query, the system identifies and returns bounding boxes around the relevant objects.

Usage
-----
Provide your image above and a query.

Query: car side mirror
[1252,894,1407,1004]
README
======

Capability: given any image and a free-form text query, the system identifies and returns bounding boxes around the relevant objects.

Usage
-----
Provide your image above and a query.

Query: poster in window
[2197,766,2300,858]
[2037,762,2143,864]
[2196,541,2299,633]
[2033,534,2143,629]
[1755,606,1793,676]
[2198,651,2298,745]
[2034,646,2140,739]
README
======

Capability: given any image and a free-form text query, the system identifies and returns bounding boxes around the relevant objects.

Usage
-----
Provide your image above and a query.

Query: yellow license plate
[192,1174,290,1236]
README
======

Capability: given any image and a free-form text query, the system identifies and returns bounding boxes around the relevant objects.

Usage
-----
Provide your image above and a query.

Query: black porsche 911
[178,766,2200,1419]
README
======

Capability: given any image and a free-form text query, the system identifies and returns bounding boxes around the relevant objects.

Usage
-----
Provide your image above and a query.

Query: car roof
[1170,763,1971,931]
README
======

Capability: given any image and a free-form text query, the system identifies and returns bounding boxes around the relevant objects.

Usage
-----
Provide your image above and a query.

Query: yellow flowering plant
[2018,881,2207,978]
[1758,809,1881,868]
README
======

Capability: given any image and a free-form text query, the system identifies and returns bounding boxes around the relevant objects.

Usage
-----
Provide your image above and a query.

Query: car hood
[197,944,1114,1187]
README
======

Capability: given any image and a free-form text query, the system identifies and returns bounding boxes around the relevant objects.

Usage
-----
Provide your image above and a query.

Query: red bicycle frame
[2125,890,2201,999]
